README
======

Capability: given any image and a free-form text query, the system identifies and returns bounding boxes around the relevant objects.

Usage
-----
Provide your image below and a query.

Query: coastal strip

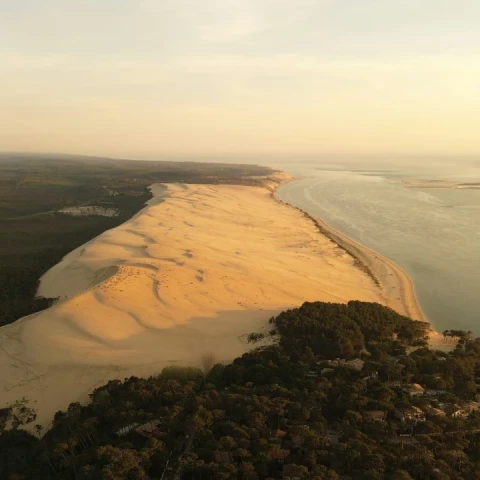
[274,177,448,349]
[309,214,449,350]
[1,177,388,428]
[308,215,422,321]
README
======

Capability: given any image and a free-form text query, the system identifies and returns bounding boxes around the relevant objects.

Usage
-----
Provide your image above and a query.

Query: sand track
[1,180,386,429]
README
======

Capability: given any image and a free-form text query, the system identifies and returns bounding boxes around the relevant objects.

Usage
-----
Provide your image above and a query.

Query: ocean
[276,158,480,335]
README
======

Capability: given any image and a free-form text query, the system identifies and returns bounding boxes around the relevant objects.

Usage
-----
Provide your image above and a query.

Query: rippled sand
[0,180,384,428]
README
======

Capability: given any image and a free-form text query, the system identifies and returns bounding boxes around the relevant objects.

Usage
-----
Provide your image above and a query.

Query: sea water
[276,158,480,334]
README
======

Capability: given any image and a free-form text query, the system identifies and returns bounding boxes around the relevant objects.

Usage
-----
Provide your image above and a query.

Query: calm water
[276,160,480,334]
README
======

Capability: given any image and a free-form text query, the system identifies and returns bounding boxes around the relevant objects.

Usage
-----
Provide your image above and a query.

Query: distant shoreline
[273,176,448,349]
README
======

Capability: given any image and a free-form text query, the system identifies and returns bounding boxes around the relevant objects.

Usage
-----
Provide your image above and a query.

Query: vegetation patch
[247,332,266,343]
[3,301,480,479]
[0,154,275,327]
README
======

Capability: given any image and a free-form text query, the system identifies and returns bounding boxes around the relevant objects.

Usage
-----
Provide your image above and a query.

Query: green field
[0,154,274,326]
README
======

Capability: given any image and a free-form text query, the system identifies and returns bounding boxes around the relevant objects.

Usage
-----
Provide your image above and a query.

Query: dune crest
[1,182,383,427]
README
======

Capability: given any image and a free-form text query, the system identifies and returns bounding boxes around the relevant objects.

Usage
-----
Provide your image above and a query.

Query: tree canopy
[2,301,480,479]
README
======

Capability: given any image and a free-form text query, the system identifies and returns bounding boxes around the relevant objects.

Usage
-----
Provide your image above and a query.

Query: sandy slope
[308,216,424,322]
[286,212,448,350]
[1,180,386,428]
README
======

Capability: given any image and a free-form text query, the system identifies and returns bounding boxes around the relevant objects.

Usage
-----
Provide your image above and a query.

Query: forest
[0,155,273,326]
[2,301,480,479]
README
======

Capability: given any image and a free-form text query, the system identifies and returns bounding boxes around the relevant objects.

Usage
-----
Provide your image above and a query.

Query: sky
[1,0,479,159]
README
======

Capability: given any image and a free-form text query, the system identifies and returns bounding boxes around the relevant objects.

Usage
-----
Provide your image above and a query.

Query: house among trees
[403,383,425,397]
[427,406,446,417]
[269,447,290,461]
[366,410,387,422]
[444,402,480,419]
[425,389,448,396]
[345,358,365,370]
[115,422,139,436]
[135,420,162,438]
[320,367,335,375]
[324,358,365,371]
[400,406,426,422]
[444,404,469,418]
[467,401,480,414]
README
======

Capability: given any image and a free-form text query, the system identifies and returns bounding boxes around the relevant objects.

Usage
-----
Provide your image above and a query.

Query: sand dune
[1,180,385,428]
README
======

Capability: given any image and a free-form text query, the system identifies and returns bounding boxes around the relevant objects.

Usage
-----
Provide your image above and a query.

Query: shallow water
[276,160,480,334]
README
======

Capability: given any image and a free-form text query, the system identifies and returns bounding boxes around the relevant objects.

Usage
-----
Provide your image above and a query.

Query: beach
[306,214,447,349]
[0,173,431,429]
[275,182,447,349]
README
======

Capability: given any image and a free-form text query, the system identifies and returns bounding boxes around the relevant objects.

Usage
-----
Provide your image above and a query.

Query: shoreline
[1,177,390,429]
[273,176,448,349]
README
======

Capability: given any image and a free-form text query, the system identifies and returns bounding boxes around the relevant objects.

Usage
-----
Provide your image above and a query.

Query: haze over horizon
[1,0,479,159]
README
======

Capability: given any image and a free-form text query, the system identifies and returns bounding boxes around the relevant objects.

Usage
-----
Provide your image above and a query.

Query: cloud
[3,50,479,99]
[198,9,264,43]
[141,0,266,43]
[1,1,480,156]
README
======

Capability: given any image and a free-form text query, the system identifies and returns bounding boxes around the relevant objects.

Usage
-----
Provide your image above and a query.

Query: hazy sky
[1,0,479,158]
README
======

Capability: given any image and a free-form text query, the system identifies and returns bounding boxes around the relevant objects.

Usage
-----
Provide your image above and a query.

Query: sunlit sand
[1,178,400,427]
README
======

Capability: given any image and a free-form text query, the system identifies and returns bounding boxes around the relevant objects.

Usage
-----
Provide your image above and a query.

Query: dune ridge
[1,178,387,428]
